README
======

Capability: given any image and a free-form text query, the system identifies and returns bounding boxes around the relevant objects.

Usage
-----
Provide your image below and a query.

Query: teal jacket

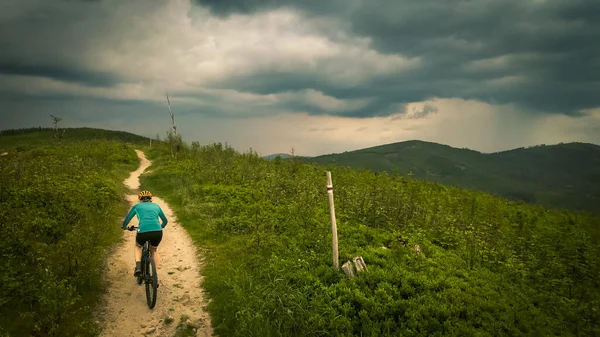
[122,201,168,233]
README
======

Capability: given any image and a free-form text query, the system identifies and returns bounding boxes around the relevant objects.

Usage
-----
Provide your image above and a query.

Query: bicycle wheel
[145,255,158,309]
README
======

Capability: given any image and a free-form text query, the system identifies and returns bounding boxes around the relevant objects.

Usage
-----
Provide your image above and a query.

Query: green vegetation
[298,140,600,216]
[2,127,598,336]
[143,141,600,336]
[0,130,142,336]
[0,127,152,153]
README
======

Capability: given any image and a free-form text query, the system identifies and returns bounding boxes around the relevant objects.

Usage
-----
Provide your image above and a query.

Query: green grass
[0,130,143,336]
[142,141,600,336]
[3,127,598,336]
[0,127,153,152]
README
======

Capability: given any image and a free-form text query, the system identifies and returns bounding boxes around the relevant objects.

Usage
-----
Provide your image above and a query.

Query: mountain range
[297,140,600,216]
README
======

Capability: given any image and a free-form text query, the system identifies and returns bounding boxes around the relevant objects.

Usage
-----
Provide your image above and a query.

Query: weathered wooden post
[327,171,339,269]
[342,261,355,278]
[353,256,367,273]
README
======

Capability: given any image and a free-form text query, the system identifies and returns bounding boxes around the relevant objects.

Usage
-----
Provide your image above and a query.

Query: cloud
[0,0,599,156]
[0,0,422,118]
[192,0,600,116]
[2,95,599,157]
[392,103,439,120]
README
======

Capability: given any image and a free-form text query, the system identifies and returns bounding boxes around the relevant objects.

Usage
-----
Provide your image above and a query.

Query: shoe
[134,267,141,277]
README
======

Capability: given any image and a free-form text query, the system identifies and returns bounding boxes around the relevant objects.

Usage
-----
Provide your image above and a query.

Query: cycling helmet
[138,190,152,201]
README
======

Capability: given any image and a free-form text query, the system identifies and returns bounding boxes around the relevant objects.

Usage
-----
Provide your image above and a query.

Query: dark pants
[135,230,163,248]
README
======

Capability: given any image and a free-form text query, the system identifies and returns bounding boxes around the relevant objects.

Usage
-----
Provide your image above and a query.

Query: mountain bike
[126,226,158,309]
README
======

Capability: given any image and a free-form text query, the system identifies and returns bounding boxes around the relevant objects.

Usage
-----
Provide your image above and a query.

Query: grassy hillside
[0,127,152,153]
[0,129,142,336]
[142,141,600,336]
[298,140,600,215]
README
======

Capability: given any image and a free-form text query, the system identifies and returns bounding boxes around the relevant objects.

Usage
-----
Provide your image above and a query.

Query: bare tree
[50,115,65,142]
[166,92,177,137]
[165,93,182,157]
[50,115,62,131]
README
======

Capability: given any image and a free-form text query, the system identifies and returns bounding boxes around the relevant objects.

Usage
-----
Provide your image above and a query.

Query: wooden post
[327,171,339,269]
[353,256,367,273]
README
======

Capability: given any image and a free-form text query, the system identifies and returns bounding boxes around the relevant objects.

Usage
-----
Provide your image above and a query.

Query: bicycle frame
[127,226,158,309]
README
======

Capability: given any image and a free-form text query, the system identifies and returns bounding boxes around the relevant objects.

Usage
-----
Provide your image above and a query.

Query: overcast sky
[1,0,599,156]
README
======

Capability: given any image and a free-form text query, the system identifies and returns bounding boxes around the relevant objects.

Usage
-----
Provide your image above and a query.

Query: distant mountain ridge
[299,140,600,215]
[263,153,312,160]
[263,153,293,160]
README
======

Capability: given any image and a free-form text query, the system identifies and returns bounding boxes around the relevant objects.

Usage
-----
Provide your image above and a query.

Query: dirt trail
[95,149,213,337]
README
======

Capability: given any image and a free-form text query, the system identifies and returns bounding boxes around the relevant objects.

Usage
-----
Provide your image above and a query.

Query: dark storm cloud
[0,62,117,87]
[0,0,117,87]
[193,0,351,17]
[196,0,600,117]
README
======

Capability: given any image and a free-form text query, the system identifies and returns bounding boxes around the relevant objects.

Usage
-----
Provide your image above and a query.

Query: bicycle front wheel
[145,256,158,309]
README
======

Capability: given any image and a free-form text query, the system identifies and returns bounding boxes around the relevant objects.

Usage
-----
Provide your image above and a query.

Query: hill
[0,127,152,152]
[2,127,599,336]
[263,153,293,160]
[0,128,143,336]
[298,140,600,215]
[142,139,600,336]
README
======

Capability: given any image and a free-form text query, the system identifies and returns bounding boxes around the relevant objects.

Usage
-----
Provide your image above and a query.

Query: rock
[144,326,156,334]
[141,324,147,328]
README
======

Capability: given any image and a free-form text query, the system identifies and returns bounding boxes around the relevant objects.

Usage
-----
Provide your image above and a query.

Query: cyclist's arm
[121,204,137,229]
[158,208,168,228]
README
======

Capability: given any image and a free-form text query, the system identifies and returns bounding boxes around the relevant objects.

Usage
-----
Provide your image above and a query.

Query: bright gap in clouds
[169,99,600,157]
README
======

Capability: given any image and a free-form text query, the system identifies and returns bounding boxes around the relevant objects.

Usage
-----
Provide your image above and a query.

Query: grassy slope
[0,127,151,152]
[143,142,600,337]
[299,140,600,215]
[0,129,152,337]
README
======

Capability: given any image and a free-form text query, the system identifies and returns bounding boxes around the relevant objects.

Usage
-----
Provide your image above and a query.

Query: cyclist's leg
[148,231,163,269]
[134,233,145,275]
[151,246,160,269]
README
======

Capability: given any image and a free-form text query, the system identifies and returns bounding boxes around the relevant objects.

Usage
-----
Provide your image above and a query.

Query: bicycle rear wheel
[145,256,158,309]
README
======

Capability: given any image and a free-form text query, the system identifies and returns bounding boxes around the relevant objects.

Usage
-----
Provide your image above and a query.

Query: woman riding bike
[121,190,168,279]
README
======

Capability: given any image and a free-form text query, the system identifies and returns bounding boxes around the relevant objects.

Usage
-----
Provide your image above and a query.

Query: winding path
[95,150,213,337]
